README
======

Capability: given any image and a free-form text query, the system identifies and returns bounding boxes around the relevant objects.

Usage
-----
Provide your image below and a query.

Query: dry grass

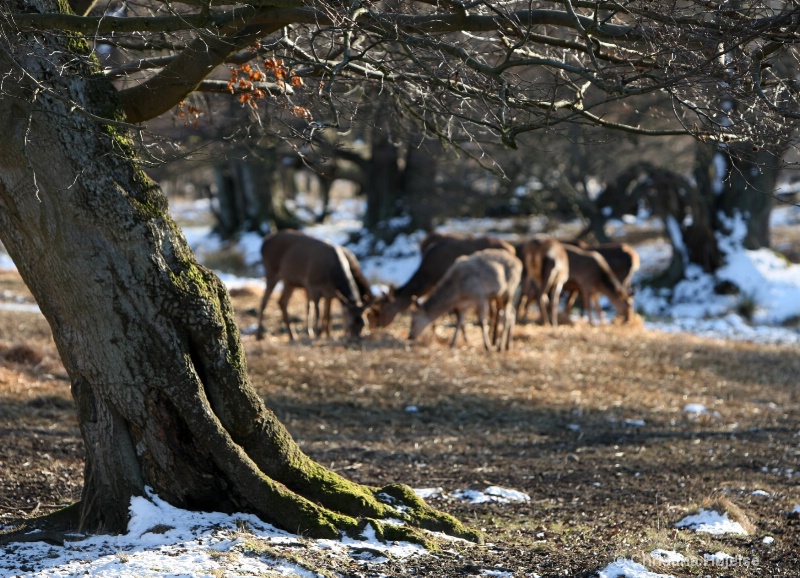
[2,270,800,576]
[702,495,759,536]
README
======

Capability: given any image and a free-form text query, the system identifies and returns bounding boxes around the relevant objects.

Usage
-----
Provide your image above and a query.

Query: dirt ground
[1,268,799,577]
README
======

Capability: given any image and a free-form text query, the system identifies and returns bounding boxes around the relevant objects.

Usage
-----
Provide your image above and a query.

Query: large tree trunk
[0,2,477,544]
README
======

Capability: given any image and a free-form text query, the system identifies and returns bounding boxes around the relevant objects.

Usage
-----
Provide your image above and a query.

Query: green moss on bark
[377,484,484,543]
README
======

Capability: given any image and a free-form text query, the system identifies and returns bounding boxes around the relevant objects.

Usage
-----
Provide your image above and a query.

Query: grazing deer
[571,241,640,293]
[368,233,515,329]
[592,243,640,293]
[255,230,368,341]
[516,237,569,327]
[409,249,523,352]
[314,246,373,337]
[563,245,633,324]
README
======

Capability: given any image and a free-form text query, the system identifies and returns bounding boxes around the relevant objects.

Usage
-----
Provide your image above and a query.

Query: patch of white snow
[675,509,748,535]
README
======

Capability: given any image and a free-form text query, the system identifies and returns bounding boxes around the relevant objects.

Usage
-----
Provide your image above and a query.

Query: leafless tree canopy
[6,0,800,151]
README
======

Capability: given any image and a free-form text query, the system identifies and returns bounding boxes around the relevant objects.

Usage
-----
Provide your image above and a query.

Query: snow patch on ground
[597,558,675,578]
[649,550,685,564]
[413,486,531,504]
[449,486,531,504]
[675,509,749,535]
[0,489,428,578]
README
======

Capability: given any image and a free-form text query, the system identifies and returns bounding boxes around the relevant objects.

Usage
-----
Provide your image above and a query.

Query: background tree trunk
[363,121,444,241]
[0,3,477,544]
[403,138,440,232]
[212,154,301,240]
[595,142,780,288]
[364,123,402,231]
[695,143,777,250]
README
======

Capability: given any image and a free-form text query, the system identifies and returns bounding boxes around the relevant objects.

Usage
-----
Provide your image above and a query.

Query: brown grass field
[1,268,799,576]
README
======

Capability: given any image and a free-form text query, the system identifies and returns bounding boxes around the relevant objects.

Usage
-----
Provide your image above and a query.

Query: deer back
[261,230,365,308]
[565,245,632,319]
[371,234,514,327]
[592,243,640,289]
[421,249,519,318]
[519,237,568,292]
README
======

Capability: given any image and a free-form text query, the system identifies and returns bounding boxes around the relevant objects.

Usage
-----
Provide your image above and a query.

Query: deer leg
[508,302,517,350]
[499,301,515,352]
[564,289,579,317]
[477,302,492,351]
[495,298,506,352]
[445,310,467,343]
[321,297,332,337]
[593,294,606,324]
[581,290,594,326]
[308,296,322,338]
[304,295,313,338]
[256,278,279,340]
[459,319,469,344]
[490,300,500,345]
[551,281,564,329]
[279,286,298,341]
[519,278,537,322]
[450,310,465,348]
[516,283,529,321]
[538,292,551,326]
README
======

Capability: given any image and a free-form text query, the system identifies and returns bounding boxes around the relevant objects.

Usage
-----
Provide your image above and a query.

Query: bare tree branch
[4,0,800,144]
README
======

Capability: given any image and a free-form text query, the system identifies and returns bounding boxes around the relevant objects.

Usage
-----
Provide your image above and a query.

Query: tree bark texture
[0,2,477,544]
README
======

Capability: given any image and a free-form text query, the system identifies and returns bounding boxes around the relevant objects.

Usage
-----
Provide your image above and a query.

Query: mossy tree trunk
[0,2,477,544]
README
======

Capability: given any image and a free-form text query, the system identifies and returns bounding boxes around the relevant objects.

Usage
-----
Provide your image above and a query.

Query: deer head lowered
[255,229,371,341]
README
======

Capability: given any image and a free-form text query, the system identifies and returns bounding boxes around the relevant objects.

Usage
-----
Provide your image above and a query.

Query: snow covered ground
[0,488,775,578]
[2,195,800,577]
[0,487,533,578]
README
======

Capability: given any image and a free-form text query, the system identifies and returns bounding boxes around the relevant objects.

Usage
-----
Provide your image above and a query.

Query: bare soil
[1,269,799,577]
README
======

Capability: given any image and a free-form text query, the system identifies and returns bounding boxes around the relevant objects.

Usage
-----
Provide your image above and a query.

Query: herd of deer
[254,229,639,352]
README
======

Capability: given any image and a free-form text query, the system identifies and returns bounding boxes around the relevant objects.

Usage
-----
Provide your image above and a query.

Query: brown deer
[255,230,369,341]
[314,246,373,337]
[409,249,523,351]
[571,241,640,293]
[368,233,515,329]
[594,243,640,293]
[516,237,569,327]
[563,245,633,324]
